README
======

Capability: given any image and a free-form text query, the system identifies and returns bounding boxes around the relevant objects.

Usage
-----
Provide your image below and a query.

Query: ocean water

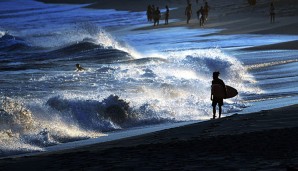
[1,0,298,157]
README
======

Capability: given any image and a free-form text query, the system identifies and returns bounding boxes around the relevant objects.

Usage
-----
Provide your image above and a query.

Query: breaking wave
[0,26,258,157]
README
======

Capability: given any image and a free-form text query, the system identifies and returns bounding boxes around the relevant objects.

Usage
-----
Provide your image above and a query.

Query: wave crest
[0,33,30,52]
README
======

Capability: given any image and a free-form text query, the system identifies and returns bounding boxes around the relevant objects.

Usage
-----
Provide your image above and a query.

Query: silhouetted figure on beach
[153,7,161,26]
[270,2,275,23]
[76,64,85,72]
[185,4,192,24]
[204,2,210,22]
[165,5,169,25]
[211,72,226,119]
[146,5,152,22]
[197,6,205,27]
[151,5,156,19]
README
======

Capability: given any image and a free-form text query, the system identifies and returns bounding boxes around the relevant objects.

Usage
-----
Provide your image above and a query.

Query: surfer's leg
[212,106,216,119]
[218,99,223,118]
[212,100,217,119]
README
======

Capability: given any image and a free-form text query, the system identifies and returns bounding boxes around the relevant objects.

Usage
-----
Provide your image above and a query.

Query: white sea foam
[246,59,298,70]
[0,31,5,38]
[95,29,142,58]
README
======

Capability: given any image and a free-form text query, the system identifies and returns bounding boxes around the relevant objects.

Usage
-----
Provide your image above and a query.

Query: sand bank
[245,40,298,50]
[38,0,298,35]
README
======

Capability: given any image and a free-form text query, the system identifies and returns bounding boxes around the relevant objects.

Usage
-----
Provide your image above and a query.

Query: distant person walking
[203,1,210,22]
[165,5,170,25]
[211,72,226,119]
[197,6,205,27]
[270,2,275,23]
[185,4,192,24]
[153,7,161,26]
[146,5,152,22]
[152,5,156,17]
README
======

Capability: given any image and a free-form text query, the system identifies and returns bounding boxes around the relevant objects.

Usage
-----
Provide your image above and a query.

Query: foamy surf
[0,31,252,156]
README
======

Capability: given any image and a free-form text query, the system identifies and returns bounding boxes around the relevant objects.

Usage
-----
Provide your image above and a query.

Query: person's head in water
[76,63,85,71]
[76,63,81,69]
[213,71,220,79]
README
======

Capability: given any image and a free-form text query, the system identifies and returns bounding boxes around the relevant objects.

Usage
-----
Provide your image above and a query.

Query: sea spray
[0,97,104,157]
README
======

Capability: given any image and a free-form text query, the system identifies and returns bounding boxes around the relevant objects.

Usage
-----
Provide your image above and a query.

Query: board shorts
[212,97,223,107]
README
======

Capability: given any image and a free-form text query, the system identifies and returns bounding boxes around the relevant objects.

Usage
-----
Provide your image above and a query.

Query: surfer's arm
[222,81,227,98]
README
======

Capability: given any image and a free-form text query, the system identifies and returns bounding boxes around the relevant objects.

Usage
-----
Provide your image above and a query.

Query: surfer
[76,63,86,72]
[211,71,227,119]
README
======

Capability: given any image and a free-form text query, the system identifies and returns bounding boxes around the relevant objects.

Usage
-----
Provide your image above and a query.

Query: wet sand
[245,40,298,50]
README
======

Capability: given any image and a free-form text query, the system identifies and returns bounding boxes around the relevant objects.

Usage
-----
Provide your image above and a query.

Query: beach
[1,105,298,170]
[1,0,298,170]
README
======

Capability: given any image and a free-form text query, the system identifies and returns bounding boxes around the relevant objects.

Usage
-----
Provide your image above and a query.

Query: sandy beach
[2,0,298,170]
[1,105,298,170]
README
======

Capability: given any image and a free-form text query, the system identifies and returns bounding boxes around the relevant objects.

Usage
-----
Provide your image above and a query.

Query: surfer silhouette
[76,63,86,72]
[211,71,227,119]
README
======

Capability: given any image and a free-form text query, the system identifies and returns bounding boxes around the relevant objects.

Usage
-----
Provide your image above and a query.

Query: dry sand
[4,0,298,170]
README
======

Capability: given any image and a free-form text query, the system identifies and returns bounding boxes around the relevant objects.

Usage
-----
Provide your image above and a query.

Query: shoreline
[3,0,298,169]
[1,104,298,170]
[37,0,298,50]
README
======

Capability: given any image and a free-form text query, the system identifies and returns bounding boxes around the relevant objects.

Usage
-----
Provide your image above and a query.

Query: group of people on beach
[146,1,210,27]
[185,1,210,26]
[146,5,170,26]
[184,1,210,26]
[147,0,276,27]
